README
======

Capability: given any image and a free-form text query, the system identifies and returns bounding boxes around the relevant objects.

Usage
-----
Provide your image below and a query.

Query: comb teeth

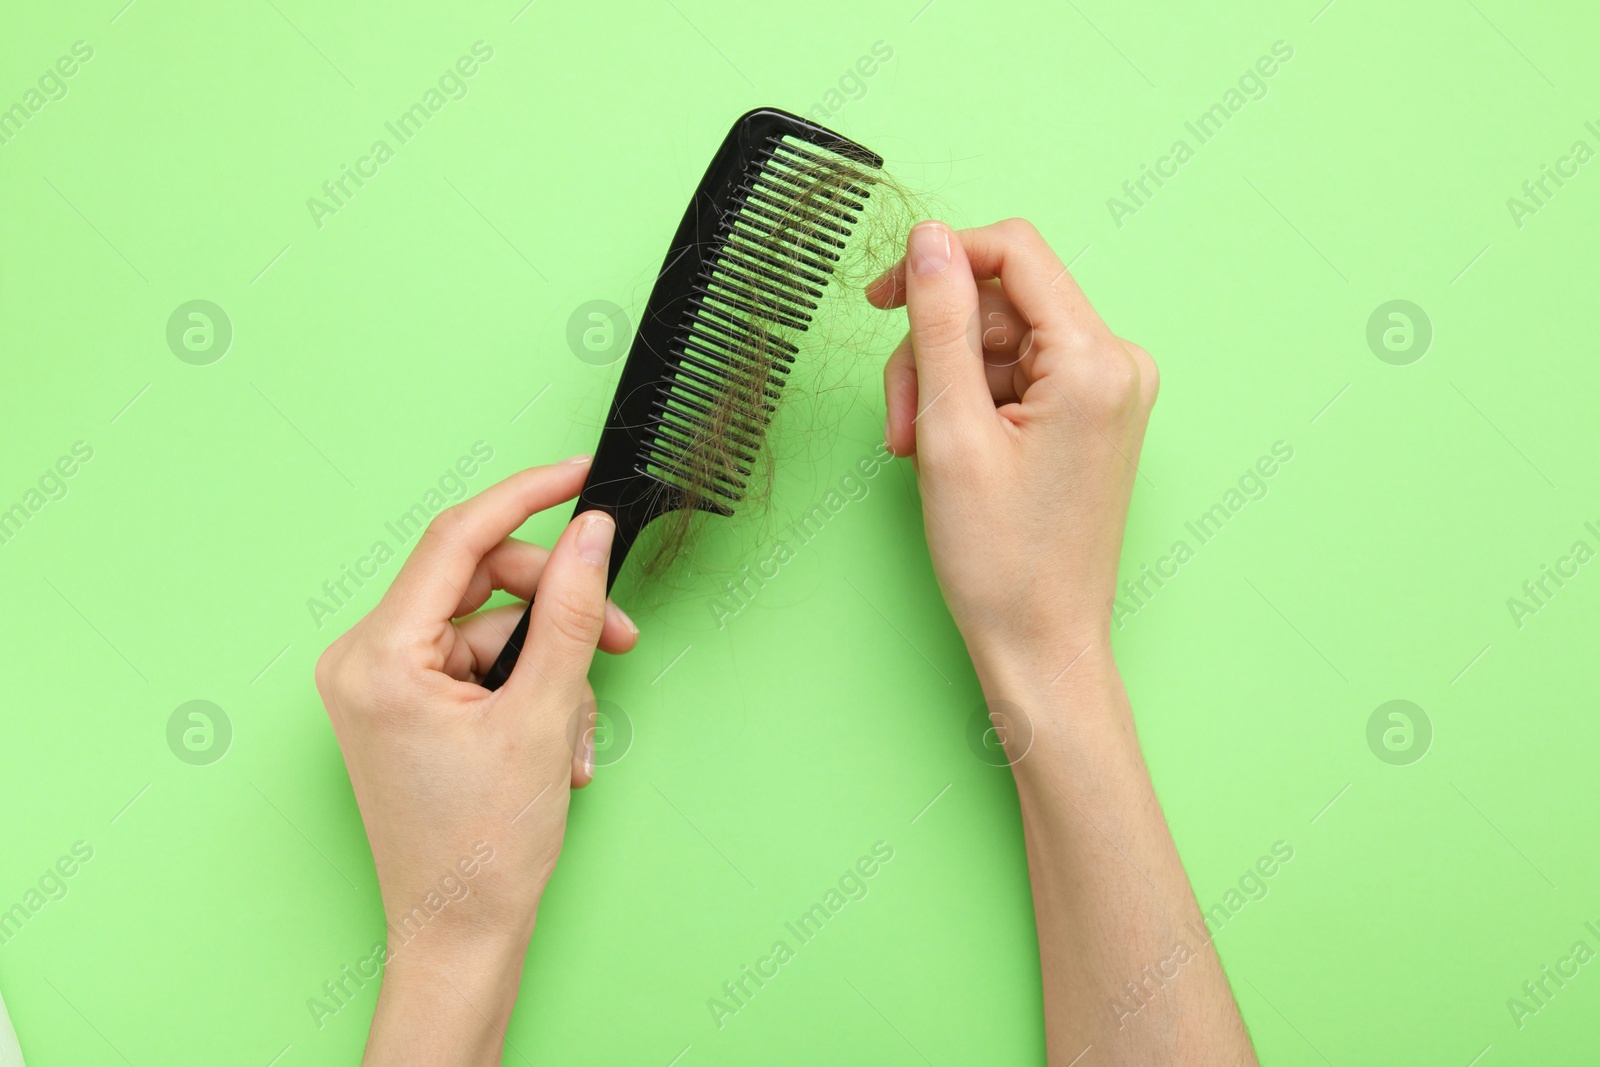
[642,133,876,512]
[476,110,882,694]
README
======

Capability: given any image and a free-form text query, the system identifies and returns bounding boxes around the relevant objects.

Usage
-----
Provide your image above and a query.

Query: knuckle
[1061,345,1142,417]
[315,637,371,716]
[313,642,341,698]
[548,591,606,646]
[918,419,986,471]
[314,623,422,726]
[1058,321,1102,355]
[420,506,465,549]
[1129,342,1160,404]
[912,302,975,352]
[996,216,1040,241]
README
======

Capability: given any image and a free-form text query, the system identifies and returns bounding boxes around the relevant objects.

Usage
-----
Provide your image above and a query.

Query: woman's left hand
[315,458,637,1066]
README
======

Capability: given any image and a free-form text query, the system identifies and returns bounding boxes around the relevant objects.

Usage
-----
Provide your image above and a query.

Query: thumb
[504,510,614,706]
[903,221,992,436]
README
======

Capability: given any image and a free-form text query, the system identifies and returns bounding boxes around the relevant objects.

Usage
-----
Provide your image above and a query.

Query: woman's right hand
[871,220,1260,1067]
[867,219,1159,690]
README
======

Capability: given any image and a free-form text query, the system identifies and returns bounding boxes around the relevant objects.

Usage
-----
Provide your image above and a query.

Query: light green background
[3,0,1597,1063]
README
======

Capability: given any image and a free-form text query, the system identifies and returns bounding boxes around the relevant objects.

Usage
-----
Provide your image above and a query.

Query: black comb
[481,108,883,690]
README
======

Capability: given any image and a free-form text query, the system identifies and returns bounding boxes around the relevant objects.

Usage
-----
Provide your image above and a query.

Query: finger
[901,221,994,432]
[454,601,638,681]
[572,727,595,790]
[451,538,550,617]
[884,285,1030,419]
[882,332,918,457]
[502,510,615,704]
[976,281,1032,405]
[952,219,1090,338]
[865,262,904,308]
[869,219,1109,344]
[383,459,590,625]
[571,686,598,789]
[1120,337,1161,409]
[450,538,639,641]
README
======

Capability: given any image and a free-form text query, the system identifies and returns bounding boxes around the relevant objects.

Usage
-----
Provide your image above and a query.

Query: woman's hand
[871,221,1257,1065]
[868,218,1158,686]
[315,459,637,1066]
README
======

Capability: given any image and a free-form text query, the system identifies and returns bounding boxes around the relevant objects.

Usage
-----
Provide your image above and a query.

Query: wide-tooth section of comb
[641,132,877,514]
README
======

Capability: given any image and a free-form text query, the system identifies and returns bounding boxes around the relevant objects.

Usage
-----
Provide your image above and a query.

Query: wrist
[966,637,1140,777]
[365,928,531,1066]
[383,918,530,980]
[956,591,1114,689]
[967,625,1117,712]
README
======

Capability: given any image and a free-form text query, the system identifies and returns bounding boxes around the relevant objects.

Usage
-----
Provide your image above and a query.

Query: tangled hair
[630,144,926,583]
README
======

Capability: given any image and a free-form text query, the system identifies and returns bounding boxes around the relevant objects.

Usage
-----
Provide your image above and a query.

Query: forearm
[976,645,1256,1066]
[363,933,529,1067]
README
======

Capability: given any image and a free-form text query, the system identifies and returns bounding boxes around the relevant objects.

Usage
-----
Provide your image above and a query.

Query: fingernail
[909,222,951,276]
[583,733,595,778]
[565,453,593,464]
[576,512,614,565]
[606,600,639,637]
[883,415,892,452]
